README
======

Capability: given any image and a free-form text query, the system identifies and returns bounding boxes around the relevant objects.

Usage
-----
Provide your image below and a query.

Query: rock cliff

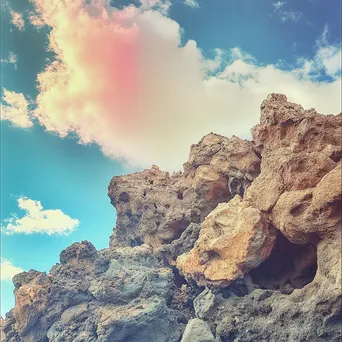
[1,94,341,342]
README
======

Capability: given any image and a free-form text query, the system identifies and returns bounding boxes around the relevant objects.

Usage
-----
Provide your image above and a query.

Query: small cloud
[279,10,302,23]
[1,258,23,281]
[1,197,80,236]
[139,0,171,14]
[273,1,286,11]
[294,24,341,80]
[184,0,199,8]
[315,24,341,77]
[28,12,45,28]
[1,52,18,69]
[204,48,226,74]
[318,23,329,46]
[272,2,302,23]
[1,89,33,128]
[10,11,25,30]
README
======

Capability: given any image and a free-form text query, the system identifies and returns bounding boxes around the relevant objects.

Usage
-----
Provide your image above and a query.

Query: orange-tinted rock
[177,196,276,287]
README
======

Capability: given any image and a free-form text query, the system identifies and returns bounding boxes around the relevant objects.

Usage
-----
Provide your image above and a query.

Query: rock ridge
[2,94,341,342]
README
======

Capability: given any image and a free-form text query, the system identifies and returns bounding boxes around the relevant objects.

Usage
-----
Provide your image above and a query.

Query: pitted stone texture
[246,94,341,244]
[108,135,260,249]
[253,93,342,155]
[59,240,98,264]
[177,196,276,287]
[208,230,342,342]
[271,163,341,244]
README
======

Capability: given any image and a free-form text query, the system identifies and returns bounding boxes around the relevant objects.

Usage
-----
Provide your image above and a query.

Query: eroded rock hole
[250,233,317,292]
[119,191,130,202]
[172,267,187,288]
[228,178,244,197]
[221,280,250,299]
[177,191,184,200]
[130,237,143,247]
[165,219,190,243]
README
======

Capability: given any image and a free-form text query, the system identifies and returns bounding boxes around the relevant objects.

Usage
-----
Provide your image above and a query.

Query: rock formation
[1,94,341,342]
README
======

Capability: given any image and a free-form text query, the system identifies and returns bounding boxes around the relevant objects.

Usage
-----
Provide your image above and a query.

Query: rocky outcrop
[178,93,341,287]
[2,242,184,342]
[2,94,341,342]
[108,135,260,249]
[177,196,277,287]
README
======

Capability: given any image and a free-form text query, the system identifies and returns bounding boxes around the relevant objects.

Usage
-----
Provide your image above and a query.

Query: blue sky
[1,0,341,316]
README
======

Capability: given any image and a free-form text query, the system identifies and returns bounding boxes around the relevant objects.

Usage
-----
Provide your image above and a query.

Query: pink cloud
[10,11,25,30]
[30,0,341,171]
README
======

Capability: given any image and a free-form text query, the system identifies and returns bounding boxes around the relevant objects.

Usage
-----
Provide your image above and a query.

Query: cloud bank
[1,197,80,235]
[26,0,342,171]
[1,258,23,281]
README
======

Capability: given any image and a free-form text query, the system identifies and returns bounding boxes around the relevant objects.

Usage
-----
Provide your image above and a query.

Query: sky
[0,0,341,316]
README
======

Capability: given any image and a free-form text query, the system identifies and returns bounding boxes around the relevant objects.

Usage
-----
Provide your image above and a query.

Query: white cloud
[272,2,302,23]
[295,25,341,79]
[10,11,25,30]
[1,89,33,128]
[273,1,286,11]
[1,52,18,69]
[316,24,341,77]
[22,1,342,171]
[278,10,302,22]
[184,0,199,8]
[1,197,80,235]
[139,0,171,14]
[1,258,23,281]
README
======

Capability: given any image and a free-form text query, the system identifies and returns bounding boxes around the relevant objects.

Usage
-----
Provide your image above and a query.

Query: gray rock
[59,241,98,264]
[2,244,184,342]
[181,318,215,342]
[194,288,215,319]
[158,223,201,265]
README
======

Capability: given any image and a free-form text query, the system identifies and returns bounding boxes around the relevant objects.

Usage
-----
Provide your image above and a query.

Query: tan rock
[272,163,342,244]
[108,133,260,249]
[177,196,276,287]
[246,149,336,212]
[246,94,341,245]
[12,271,51,337]
[253,93,341,154]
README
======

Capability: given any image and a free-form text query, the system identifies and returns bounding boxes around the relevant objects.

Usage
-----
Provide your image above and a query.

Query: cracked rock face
[2,94,341,342]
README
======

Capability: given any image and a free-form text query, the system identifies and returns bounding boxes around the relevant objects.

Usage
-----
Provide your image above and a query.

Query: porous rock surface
[1,94,341,342]
[108,134,260,249]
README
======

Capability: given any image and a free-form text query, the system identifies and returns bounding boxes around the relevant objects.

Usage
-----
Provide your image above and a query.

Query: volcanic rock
[2,94,341,342]
[177,195,277,287]
[108,135,260,249]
